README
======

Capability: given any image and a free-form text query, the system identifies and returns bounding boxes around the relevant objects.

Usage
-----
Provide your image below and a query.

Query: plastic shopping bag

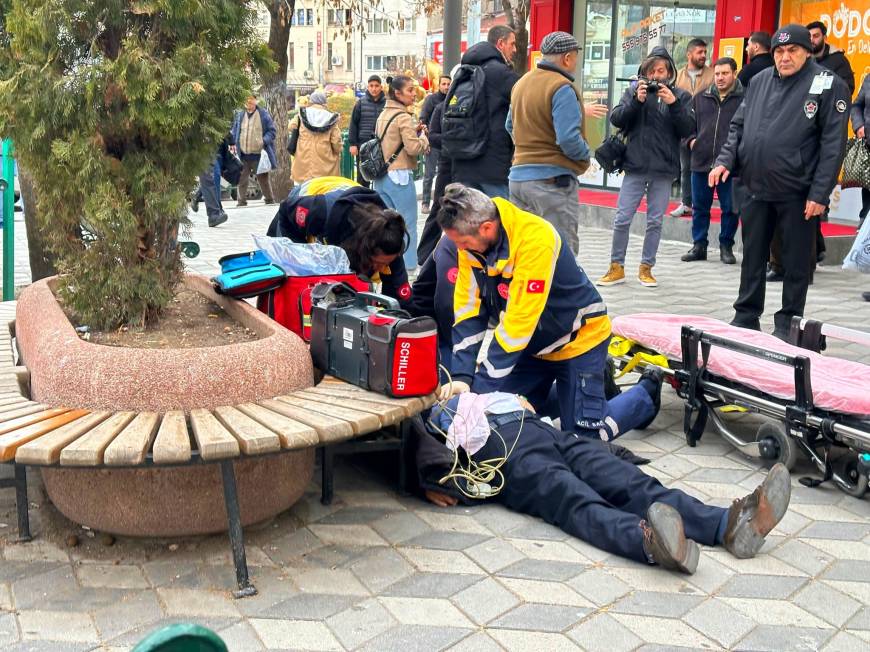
[252,234,352,275]
[256,150,271,175]
[842,215,870,273]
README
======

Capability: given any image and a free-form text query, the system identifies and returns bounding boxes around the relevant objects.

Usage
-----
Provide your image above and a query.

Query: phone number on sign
[622,25,668,52]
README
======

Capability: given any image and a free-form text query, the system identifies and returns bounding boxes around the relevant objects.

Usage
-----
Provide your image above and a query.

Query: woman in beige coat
[372,75,429,269]
[289,91,342,184]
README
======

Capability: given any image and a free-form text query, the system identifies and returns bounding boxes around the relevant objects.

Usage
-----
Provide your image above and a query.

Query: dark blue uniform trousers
[499,339,648,440]
[475,417,725,562]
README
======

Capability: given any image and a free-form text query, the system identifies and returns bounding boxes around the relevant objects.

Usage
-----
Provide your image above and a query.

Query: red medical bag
[256,274,371,341]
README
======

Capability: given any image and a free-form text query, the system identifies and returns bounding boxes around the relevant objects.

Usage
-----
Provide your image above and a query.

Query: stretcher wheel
[756,423,798,471]
[835,455,869,498]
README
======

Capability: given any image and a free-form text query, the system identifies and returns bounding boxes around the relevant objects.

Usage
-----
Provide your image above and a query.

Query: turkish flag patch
[497,283,510,300]
[398,283,412,300]
[526,279,546,293]
[295,206,309,228]
[447,267,458,284]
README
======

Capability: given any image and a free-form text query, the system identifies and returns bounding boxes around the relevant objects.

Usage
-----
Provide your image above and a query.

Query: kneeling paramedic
[422,392,792,574]
[267,176,413,305]
[436,183,658,439]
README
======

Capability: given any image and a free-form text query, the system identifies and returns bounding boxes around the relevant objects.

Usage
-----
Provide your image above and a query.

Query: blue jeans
[691,171,738,246]
[373,173,418,269]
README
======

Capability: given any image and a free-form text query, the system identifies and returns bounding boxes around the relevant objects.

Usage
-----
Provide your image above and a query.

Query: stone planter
[15,274,315,536]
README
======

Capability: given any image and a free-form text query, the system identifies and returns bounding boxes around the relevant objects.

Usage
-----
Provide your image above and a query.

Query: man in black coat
[419,75,451,212]
[710,24,850,339]
[448,25,520,199]
[737,32,774,88]
[681,58,744,265]
[348,76,386,188]
[807,21,855,95]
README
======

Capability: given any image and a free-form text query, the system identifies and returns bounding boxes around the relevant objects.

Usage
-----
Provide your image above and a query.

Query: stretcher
[610,314,870,498]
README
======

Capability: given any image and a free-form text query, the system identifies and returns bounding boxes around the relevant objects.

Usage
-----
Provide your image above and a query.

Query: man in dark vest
[506,31,591,255]
[348,75,387,188]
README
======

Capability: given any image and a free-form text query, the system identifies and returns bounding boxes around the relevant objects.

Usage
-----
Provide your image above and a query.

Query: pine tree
[0,1,271,328]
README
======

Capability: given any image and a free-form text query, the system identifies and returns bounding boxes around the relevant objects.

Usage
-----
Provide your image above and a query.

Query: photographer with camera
[598,47,694,288]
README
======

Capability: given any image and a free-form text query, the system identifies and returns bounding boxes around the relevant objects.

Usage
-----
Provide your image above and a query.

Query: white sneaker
[669,203,691,217]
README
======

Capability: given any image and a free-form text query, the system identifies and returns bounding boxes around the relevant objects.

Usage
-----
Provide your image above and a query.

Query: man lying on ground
[416,391,791,575]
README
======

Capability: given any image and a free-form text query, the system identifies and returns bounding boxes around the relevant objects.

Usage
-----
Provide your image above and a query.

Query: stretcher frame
[612,318,870,498]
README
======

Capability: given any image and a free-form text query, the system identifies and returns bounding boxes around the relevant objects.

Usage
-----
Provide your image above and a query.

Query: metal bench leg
[320,446,334,505]
[219,460,257,598]
[14,465,32,542]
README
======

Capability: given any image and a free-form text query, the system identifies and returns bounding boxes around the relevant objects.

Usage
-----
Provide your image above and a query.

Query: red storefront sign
[432,40,468,64]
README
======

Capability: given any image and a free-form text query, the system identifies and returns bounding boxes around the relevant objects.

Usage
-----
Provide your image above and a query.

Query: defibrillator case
[309,282,439,398]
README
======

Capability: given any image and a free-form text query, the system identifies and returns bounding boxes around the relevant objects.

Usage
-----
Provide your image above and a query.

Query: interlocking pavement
[1,197,870,651]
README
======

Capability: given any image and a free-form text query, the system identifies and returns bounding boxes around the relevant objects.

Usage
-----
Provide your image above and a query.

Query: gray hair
[436,184,497,235]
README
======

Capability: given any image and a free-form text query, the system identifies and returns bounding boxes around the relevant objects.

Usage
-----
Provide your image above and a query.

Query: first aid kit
[309,282,439,398]
[212,250,286,299]
[257,273,371,341]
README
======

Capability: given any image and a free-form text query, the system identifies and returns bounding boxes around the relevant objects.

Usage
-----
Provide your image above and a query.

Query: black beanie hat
[771,24,813,53]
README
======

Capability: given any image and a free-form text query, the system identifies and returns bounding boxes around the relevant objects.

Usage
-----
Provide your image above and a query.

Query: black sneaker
[208,212,228,228]
[680,243,707,262]
[723,463,791,559]
[862,292,870,302]
[766,269,784,282]
[720,244,736,265]
[641,503,699,574]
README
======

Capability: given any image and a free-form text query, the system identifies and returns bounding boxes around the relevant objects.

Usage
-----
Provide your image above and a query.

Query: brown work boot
[641,503,699,574]
[723,463,791,559]
[638,264,658,287]
[597,262,625,286]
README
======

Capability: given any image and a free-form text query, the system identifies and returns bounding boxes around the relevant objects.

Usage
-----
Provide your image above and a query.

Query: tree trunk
[501,0,530,74]
[262,84,293,201]
[17,167,57,282]
[261,0,294,201]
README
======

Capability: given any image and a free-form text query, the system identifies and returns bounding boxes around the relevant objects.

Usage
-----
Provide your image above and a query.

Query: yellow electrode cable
[428,365,525,499]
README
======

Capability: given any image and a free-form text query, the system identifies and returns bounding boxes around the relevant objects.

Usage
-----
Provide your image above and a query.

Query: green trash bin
[339,130,355,180]
[132,623,228,652]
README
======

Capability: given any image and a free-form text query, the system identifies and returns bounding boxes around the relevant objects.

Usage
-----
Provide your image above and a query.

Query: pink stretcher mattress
[612,314,870,418]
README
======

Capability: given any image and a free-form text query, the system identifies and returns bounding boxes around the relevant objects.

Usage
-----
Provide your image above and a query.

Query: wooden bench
[0,308,435,597]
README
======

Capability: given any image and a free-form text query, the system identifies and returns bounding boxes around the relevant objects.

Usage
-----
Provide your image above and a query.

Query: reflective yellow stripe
[302,176,358,196]
[537,315,612,362]
[454,262,481,324]
[535,302,608,355]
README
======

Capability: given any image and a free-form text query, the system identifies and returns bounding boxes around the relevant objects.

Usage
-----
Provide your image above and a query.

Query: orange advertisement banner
[780,0,870,97]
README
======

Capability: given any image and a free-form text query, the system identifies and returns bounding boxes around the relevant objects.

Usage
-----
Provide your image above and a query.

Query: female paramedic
[266,176,413,304]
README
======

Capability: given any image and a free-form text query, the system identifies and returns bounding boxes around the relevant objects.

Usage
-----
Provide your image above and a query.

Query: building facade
[255,0,427,96]
[531,0,868,196]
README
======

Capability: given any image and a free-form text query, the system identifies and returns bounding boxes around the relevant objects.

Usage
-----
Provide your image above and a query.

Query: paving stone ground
[2,196,870,651]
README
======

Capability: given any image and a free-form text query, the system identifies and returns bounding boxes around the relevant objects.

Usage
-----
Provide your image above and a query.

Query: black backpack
[357,112,405,182]
[441,64,489,160]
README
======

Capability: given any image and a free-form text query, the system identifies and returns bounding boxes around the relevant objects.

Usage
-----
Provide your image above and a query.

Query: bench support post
[1,465,32,542]
[14,465,31,542]
[320,446,335,505]
[219,460,257,598]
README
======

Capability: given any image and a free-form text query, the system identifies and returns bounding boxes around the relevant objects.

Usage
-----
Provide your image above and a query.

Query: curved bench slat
[190,409,241,461]
[235,403,319,450]
[0,403,47,423]
[213,406,281,456]
[16,411,112,465]
[60,412,137,466]
[151,411,191,465]
[258,398,353,444]
[0,409,89,462]
[297,388,405,425]
[0,406,62,434]
[104,412,161,466]
[0,396,29,409]
[318,377,425,413]
[277,395,382,435]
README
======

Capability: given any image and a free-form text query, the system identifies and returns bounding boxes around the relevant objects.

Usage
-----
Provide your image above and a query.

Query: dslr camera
[641,78,666,94]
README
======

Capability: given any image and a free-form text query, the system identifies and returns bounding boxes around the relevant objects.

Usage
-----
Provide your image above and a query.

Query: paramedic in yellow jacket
[436,183,662,439]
